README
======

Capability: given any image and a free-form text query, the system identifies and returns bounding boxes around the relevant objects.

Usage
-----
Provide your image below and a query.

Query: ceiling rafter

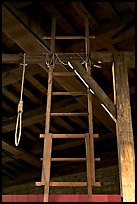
[2,140,41,168]
[41,2,76,35]
[2,64,43,87]
[72,2,99,28]
[97,2,119,21]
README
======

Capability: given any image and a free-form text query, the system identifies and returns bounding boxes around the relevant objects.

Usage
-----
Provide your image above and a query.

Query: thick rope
[15,53,27,146]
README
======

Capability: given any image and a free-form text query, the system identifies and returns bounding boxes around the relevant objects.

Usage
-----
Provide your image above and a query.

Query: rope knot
[18,100,23,113]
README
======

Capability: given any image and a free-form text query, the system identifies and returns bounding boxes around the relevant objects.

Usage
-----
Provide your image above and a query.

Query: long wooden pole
[42,17,56,202]
[113,52,135,202]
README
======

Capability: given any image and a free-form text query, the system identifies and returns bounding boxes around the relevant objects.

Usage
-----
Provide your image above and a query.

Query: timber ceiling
[2,2,135,189]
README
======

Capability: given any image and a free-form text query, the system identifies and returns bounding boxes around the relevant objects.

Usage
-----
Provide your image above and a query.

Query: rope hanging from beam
[15,53,27,146]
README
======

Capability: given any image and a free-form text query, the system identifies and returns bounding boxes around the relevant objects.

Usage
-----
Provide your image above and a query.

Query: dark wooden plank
[2,65,42,87]
[2,140,41,168]
[41,2,75,35]
[50,17,56,54]
[114,52,135,202]
[2,52,135,67]
[2,5,49,53]
[72,2,99,27]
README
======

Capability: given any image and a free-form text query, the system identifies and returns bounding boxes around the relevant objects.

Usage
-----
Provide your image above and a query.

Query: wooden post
[42,17,56,202]
[113,52,135,202]
[85,133,92,202]
[85,16,95,202]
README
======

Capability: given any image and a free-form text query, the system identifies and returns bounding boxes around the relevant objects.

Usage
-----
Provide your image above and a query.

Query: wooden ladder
[36,17,101,202]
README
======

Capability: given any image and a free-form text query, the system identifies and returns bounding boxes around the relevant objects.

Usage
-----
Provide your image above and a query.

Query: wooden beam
[97,2,119,21]
[12,81,40,104]
[2,64,43,87]
[2,156,14,163]
[114,52,135,202]
[2,53,113,64]
[70,60,116,120]
[72,2,99,27]
[41,2,76,35]
[2,87,18,104]
[2,53,135,68]
[2,101,14,113]
[52,117,75,132]
[2,5,49,53]
[43,36,95,40]
[2,140,41,168]
[11,2,32,9]
[112,26,135,44]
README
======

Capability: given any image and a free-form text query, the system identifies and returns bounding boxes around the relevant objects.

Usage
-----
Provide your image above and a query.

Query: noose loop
[15,53,27,146]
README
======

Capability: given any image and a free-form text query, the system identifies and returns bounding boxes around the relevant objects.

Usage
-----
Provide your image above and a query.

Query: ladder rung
[50,182,87,186]
[95,158,101,161]
[51,158,86,161]
[40,134,86,138]
[52,92,87,95]
[50,113,88,116]
[40,133,98,139]
[35,182,44,186]
[53,72,76,76]
[93,134,99,139]
[36,181,101,187]
[40,157,100,161]
[43,36,95,40]
[94,182,101,187]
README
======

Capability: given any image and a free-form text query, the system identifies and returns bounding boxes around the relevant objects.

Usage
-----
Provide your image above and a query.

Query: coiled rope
[15,53,27,146]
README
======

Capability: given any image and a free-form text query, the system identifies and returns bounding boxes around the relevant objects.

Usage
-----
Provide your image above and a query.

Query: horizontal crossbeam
[50,113,88,116]
[40,158,101,162]
[40,133,99,139]
[35,181,101,187]
[2,52,135,68]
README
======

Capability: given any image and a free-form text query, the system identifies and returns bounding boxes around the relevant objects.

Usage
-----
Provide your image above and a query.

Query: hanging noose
[15,53,27,146]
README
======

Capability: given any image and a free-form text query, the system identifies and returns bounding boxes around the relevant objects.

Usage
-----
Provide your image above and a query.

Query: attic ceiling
[2,2,135,189]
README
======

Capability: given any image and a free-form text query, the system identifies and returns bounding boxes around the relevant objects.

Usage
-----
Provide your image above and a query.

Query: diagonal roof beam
[2,140,41,168]
[69,60,116,120]
[2,5,49,54]
[2,64,43,87]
